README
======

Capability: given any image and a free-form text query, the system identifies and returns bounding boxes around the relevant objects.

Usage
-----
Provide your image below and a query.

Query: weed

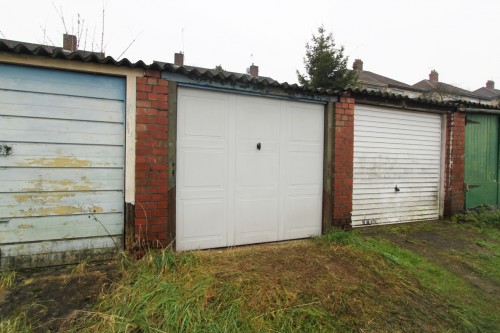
[0,312,31,333]
[452,205,500,229]
[0,270,16,290]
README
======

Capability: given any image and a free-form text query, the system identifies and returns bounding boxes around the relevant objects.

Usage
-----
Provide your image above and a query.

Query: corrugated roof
[1,38,498,110]
[0,38,149,68]
[154,61,339,95]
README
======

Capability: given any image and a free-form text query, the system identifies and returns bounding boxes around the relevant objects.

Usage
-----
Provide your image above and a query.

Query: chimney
[353,59,363,71]
[248,63,259,77]
[429,70,439,82]
[174,52,184,66]
[486,80,495,90]
[63,34,77,52]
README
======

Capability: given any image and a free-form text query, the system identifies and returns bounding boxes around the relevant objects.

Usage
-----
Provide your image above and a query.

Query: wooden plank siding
[352,105,442,226]
[0,63,125,268]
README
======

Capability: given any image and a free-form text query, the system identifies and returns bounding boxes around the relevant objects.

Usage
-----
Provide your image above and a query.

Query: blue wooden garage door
[0,63,125,268]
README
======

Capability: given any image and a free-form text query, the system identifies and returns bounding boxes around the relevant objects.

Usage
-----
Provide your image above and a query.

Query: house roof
[412,79,481,99]
[357,70,422,91]
[473,86,500,100]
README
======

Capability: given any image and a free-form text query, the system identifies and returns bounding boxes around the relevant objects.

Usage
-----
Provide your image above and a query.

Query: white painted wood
[352,105,442,226]
[0,64,125,267]
[176,88,323,250]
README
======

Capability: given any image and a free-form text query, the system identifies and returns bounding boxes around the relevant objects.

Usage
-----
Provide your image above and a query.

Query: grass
[68,227,498,332]
[0,271,16,291]
[2,210,499,332]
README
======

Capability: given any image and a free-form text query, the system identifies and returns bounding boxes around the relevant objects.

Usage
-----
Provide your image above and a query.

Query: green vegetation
[2,211,498,332]
[452,205,500,229]
[0,312,31,333]
[297,25,357,89]
[0,270,15,290]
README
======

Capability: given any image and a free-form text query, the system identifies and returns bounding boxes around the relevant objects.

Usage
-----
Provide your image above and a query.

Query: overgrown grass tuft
[0,312,31,333]
[452,205,500,229]
[0,270,16,290]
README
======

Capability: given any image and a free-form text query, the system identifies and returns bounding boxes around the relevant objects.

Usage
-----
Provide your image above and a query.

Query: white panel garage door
[0,63,125,268]
[177,88,323,250]
[353,105,442,226]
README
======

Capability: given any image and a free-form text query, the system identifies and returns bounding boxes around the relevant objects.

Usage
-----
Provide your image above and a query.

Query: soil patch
[0,261,119,332]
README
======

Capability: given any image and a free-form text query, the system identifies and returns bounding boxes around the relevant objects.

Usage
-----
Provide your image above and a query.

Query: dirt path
[0,261,118,332]
[358,220,499,296]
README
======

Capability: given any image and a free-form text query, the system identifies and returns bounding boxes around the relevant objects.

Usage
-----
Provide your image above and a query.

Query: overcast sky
[1,0,499,91]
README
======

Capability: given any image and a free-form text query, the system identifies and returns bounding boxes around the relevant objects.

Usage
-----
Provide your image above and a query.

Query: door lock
[0,144,12,156]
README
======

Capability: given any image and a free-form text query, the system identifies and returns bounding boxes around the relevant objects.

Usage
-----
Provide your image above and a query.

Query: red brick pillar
[332,94,355,229]
[444,111,465,216]
[134,70,169,250]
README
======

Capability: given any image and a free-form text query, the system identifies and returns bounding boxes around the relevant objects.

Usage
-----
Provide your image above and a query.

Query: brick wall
[332,95,355,229]
[134,69,170,250]
[444,111,465,216]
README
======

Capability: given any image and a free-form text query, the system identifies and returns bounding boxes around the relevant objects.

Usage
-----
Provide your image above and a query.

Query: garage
[176,87,324,250]
[352,104,443,226]
[0,63,125,267]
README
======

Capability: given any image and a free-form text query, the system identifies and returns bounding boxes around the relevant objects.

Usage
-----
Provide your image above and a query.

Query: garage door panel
[290,106,324,143]
[0,90,123,122]
[2,168,122,192]
[235,198,279,244]
[178,199,227,246]
[0,213,123,243]
[289,153,323,185]
[0,191,123,218]
[353,105,441,226]
[0,116,124,145]
[237,98,281,139]
[237,153,279,186]
[0,143,123,168]
[182,150,226,188]
[0,64,125,268]
[0,64,125,100]
[177,88,323,250]
[183,97,228,138]
[285,196,322,238]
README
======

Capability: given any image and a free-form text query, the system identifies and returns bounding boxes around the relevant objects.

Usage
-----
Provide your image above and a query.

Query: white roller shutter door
[353,105,442,226]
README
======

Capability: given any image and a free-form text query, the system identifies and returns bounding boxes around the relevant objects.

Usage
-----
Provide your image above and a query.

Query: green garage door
[464,114,499,209]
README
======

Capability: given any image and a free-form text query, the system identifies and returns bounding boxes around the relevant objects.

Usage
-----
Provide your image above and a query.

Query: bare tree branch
[0,29,6,39]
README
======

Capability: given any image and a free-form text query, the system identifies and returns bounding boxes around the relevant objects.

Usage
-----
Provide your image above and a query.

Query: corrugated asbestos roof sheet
[347,88,499,110]
[1,38,498,110]
[153,61,339,95]
[0,38,149,68]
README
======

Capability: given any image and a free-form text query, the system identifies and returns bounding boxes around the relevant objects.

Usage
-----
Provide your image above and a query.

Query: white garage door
[176,88,324,250]
[353,105,442,226]
[0,63,125,268]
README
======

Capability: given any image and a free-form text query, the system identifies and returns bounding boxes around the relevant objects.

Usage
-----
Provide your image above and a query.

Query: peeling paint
[14,192,76,204]
[19,205,83,217]
[17,224,35,229]
[17,157,92,167]
[23,179,93,192]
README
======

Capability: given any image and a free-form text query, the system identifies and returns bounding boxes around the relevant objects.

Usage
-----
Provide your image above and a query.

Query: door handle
[257,142,261,150]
